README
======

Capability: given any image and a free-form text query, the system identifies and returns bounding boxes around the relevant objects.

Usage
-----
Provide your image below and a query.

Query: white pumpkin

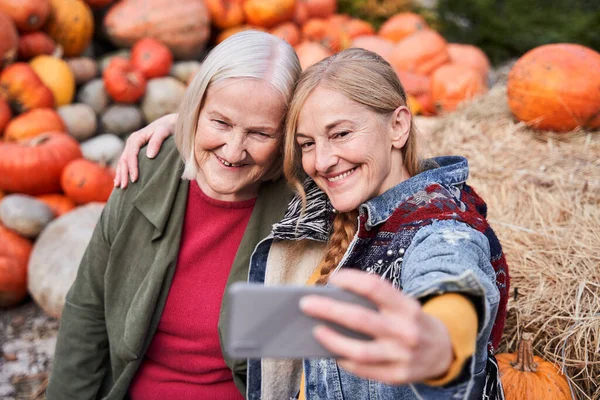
[28,203,104,318]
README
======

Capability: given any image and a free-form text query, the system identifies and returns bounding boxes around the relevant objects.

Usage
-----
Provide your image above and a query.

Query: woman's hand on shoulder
[114,113,178,189]
[299,269,454,385]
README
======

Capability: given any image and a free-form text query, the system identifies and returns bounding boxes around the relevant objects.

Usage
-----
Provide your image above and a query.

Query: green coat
[46,137,293,400]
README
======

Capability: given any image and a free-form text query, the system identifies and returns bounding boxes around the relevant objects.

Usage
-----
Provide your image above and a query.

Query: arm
[402,219,500,397]
[46,190,124,400]
[299,220,497,395]
[114,113,178,189]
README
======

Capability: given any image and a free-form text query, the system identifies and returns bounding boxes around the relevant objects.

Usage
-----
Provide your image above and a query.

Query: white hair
[175,30,302,180]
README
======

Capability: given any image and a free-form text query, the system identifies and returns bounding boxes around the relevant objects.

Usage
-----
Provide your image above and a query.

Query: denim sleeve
[401,219,500,400]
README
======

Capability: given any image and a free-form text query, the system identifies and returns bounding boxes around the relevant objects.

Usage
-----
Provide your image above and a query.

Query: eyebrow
[296,119,355,138]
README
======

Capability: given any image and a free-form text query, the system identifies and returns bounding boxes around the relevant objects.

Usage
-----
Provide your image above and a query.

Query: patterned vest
[340,183,510,352]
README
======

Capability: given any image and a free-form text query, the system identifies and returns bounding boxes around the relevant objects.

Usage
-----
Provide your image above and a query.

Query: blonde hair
[282,48,422,285]
[175,30,302,180]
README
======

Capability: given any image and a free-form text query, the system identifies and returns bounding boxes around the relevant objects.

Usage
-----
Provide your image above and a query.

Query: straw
[414,84,600,399]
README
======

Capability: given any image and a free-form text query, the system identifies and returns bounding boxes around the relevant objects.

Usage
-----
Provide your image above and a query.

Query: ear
[388,105,411,149]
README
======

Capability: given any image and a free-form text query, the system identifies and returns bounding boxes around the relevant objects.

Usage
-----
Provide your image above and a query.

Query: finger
[125,134,149,183]
[114,163,121,187]
[336,358,410,385]
[329,270,420,314]
[301,294,421,348]
[147,125,171,158]
[312,325,410,365]
[301,295,386,339]
[119,159,129,189]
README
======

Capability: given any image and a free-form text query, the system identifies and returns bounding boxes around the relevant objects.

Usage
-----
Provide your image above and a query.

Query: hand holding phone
[225,282,377,359]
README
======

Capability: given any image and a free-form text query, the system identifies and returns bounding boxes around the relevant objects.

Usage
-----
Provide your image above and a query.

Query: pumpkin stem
[26,134,51,147]
[510,332,538,372]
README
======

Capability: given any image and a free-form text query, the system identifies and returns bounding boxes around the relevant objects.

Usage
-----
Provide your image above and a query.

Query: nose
[222,132,247,163]
[314,141,338,173]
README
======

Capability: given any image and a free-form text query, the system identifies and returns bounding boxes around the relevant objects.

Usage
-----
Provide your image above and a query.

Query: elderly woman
[118,48,509,400]
[46,31,301,400]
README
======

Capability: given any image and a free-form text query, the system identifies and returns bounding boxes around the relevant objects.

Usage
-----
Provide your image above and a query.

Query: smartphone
[224,282,377,359]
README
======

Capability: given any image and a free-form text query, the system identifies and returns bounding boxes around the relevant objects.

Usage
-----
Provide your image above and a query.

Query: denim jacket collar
[271,156,469,240]
[360,156,469,229]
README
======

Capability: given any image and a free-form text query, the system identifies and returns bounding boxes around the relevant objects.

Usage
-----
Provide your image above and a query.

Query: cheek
[194,119,225,150]
[300,151,315,176]
[251,140,280,165]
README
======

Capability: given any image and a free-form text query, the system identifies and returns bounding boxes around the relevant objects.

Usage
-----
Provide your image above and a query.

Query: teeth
[218,157,242,167]
[327,168,356,182]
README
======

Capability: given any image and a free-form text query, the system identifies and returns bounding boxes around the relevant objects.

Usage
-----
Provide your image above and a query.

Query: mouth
[216,154,245,168]
[325,167,357,183]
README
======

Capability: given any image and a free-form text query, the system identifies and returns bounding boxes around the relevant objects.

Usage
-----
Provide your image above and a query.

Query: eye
[252,131,272,138]
[334,131,351,139]
[213,119,229,127]
[298,141,314,150]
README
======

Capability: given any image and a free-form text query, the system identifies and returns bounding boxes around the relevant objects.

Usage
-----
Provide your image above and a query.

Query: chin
[330,198,361,214]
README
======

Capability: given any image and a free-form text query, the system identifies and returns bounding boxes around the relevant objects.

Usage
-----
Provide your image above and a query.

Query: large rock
[28,203,104,318]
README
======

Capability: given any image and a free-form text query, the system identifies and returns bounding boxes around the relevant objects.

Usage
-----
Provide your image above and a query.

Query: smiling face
[295,85,411,212]
[194,78,286,201]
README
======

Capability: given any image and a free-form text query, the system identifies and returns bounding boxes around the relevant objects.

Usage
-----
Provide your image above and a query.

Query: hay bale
[417,84,600,399]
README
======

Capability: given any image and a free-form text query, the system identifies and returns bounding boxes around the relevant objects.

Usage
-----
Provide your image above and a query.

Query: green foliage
[435,0,600,65]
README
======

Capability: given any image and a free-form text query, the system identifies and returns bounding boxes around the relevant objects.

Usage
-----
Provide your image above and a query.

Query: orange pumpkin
[0,63,55,113]
[17,32,56,61]
[270,22,302,47]
[215,25,267,44]
[0,223,33,308]
[389,29,450,76]
[431,63,487,112]
[30,55,76,107]
[497,333,572,400]
[415,92,436,116]
[131,38,174,79]
[0,132,82,195]
[406,94,422,115]
[205,0,245,29]
[243,0,295,28]
[84,0,113,8]
[507,43,600,132]
[4,108,66,142]
[0,11,18,69]
[298,0,336,19]
[44,0,94,57]
[350,35,394,63]
[0,0,51,32]
[341,18,375,40]
[61,159,115,204]
[447,43,491,80]
[302,18,350,53]
[294,40,332,70]
[36,194,76,217]
[293,1,309,25]
[379,12,428,43]
[395,70,431,97]
[0,97,11,135]
[103,57,147,103]
[104,0,211,59]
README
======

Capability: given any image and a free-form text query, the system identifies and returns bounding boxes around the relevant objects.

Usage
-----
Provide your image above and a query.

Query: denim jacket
[247,156,506,400]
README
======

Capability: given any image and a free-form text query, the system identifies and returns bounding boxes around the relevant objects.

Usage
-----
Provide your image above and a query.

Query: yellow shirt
[297,268,478,399]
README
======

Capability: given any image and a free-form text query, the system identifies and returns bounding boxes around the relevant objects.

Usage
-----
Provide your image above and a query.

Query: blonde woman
[251,47,509,400]
[116,49,509,400]
[47,31,301,400]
